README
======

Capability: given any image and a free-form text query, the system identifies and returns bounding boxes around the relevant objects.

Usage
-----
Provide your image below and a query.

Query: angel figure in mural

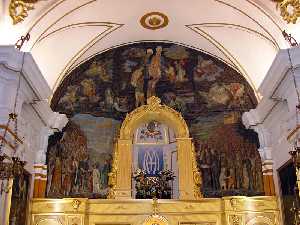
[58,85,79,110]
[81,79,96,98]
[174,60,188,82]
[193,57,222,82]
[198,83,232,107]
[112,96,130,113]
[147,46,162,97]
[165,64,176,83]
[105,88,114,110]
[226,83,245,107]
[85,60,112,82]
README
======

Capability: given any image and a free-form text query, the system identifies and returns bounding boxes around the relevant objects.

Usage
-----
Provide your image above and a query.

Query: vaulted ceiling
[0,0,299,96]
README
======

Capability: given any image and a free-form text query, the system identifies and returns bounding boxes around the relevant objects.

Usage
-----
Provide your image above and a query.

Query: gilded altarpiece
[30,42,281,225]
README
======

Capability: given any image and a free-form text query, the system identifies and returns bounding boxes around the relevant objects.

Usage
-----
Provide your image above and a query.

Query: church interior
[0,1,300,225]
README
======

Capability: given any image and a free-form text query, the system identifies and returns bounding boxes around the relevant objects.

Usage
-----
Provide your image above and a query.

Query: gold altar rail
[29,196,281,225]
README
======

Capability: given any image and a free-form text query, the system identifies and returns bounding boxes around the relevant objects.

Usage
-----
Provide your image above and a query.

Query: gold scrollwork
[9,0,38,24]
[144,215,168,225]
[120,96,190,140]
[272,0,300,23]
[230,215,241,225]
[72,199,81,211]
[246,216,274,225]
[108,141,118,199]
[191,144,203,199]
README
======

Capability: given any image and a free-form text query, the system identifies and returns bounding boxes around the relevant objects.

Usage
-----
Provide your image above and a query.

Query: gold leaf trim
[9,0,38,25]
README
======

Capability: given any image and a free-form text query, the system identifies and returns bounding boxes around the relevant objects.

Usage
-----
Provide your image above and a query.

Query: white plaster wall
[242,47,300,225]
[0,46,68,225]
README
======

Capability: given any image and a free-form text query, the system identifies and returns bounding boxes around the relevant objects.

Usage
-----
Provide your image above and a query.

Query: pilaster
[242,111,275,196]
[176,138,196,200]
[115,139,132,199]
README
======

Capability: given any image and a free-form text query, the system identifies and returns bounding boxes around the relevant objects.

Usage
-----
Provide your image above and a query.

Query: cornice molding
[0,45,52,100]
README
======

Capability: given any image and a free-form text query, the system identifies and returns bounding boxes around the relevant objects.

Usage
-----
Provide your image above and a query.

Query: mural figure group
[46,121,113,198]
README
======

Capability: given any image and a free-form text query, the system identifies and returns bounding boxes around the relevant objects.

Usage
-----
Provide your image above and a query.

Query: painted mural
[50,42,262,198]
[46,115,120,198]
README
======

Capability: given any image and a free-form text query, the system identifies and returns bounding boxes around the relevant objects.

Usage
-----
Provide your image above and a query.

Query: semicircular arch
[119,96,189,140]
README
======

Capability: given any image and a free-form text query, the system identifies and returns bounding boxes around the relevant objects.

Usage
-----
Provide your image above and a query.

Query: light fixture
[283,30,299,47]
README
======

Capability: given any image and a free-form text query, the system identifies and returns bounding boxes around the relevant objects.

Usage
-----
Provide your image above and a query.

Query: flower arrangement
[133,169,175,199]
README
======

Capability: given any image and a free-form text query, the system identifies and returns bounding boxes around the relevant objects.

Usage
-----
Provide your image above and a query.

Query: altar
[29,197,280,225]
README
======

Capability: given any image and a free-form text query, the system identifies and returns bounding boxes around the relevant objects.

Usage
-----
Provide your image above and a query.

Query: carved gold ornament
[120,96,189,139]
[72,199,81,211]
[191,144,203,199]
[230,215,241,225]
[108,141,118,199]
[140,12,169,30]
[273,0,300,23]
[144,215,168,225]
[9,0,38,24]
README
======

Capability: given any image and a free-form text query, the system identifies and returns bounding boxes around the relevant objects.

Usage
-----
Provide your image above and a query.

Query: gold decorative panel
[29,196,281,225]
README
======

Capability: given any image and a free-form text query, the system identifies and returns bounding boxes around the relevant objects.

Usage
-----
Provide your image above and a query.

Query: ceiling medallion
[140,12,169,30]
[9,0,38,25]
[272,0,300,24]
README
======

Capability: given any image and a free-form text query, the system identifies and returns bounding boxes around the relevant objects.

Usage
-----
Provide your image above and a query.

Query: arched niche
[108,96,202,200]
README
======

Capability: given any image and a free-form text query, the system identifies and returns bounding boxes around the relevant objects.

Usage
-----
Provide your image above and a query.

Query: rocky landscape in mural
[48,42,263,198]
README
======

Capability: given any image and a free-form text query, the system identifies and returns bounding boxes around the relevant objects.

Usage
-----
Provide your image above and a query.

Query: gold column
[176,138,195,200]
[115,139,132,199]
